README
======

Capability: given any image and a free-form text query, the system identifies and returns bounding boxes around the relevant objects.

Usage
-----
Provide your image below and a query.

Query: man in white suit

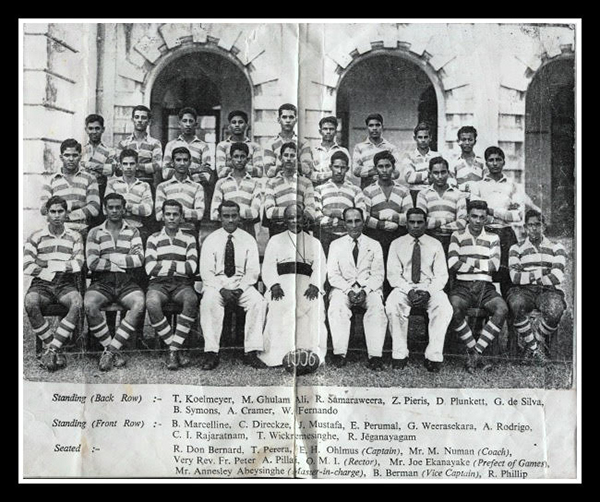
[327,207,387,371]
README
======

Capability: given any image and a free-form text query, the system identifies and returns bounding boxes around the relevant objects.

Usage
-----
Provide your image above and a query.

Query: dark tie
[224,235,235,277]
[411,238,421,284]
[352,239,359,265]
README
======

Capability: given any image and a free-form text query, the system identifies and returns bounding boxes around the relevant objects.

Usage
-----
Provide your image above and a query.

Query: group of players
[23,103,567,375]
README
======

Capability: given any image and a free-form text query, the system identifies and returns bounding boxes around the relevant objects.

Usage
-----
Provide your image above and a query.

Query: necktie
[352,239,359,265]
[411,238,421,284]
[224,235,235,277]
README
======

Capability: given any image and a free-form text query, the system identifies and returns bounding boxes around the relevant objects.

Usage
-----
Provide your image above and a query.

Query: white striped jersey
[86,221,144,272]
[402,148,439,191]
[470,175,525,227]
[81,141,117,179]
[416,185,468,233]
[448,153,485,192]
[448,227,500,282]
[116,133,163,180]
[311,143,352,185]
[162,135,212,183]
[104,177,153,228]
[508,236,566,289]
[23,226,84,276]
[155,178,204,228]
[215,137,264,178]
[263,173,316,220]
[145,228,198,278]
[352,137,401,180]
[263,133,314,178]
[363,181,411,230]
[210,174,262,222]
[314,179,366,235]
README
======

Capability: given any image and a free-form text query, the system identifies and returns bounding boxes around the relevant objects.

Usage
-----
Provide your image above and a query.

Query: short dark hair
[278,103,297,117]
[178,107,198,120]
[85,114,104,127]
[172,146,191,159]
[284,202,304,218]
[131,105,151,119]
[280,142,297,155]
[429,156,449,171]
[525,209,545,224]
[330,151,349,165]
[119,148,139,163]
[103,192,126,207]
[406,207,427,220]
[457,125,478,140]
[162,199,183,214]
[218,200,241,215]
[484,146,505,161]
[60,138,82,154]
[414,122,431,136]
[342,207,364,221]
[228,110,248,123]
[45,195,68,211]
[365,113,384,126]
[467,199,488,213]
[373,150,395,167]
[319,116,338,129]
[230,142,250,157]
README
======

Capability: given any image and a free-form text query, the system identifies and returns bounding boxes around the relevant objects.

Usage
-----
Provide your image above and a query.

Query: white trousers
[385,289,453,362]
[328,289,387,358]
[200,287,266,354]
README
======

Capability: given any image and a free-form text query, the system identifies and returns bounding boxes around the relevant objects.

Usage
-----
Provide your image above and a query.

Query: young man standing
[310,116,352,187]
[24,196,84,372]
[145,199,199,371]
[215,110,263,179]
[448,125,485,194]
[402,122,439,206]
[352,113,401,189]
[84,193,146,372]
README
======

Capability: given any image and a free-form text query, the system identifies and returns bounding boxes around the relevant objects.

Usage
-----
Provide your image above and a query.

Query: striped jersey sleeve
[315,181,366,232]
[210,177,261,221]
[145,231,198,278]
[416,187,467,231]
[448,229,500,282]
[155,180,205,223]
[363,183,411,230]
[40,172,101,223]
[86,225,144,272]
[215,140,264,178]
[509,238,566,287]
[23,228,84,276]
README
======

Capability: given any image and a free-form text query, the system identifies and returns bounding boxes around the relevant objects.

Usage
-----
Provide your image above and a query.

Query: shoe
[524,347,549,367]
[99,349,115,372]
[113,351,127,368]
[368,356,384,371]
[201,352,220,371]
[424,359,442,373]
[55,349,67,369]
[392,358,408,370]
[177,351,191,367]
[465,349,480,374]
[478,355,494,372]
[166,351,179,371]
[332,354,347,368]
[245,351,268,369]
[40,348,58,372]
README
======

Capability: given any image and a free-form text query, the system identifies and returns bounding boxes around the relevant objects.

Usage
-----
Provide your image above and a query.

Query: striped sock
[109,319,136,352]
[476,321,502,353]
[171,314,195,350]
[49,319,76,350]
[538,318,558,338]
[514,318,537,351]
[89,320,112,348]
[151,317,173,346]
[32,320,53,345]
[455,321,477,350]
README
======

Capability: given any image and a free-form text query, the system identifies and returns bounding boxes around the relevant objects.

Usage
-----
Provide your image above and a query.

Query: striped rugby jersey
[263,173,316,220]
[416,185,468,233]
[163,135,212,183]
[311,143,352,185]
[86,221,144,272]
[215,137,264,178]
[210,174,262,222]
[402,148,439,191]
[352,137,401,180]
[40,170,101,232]
[363,181,411,230]
[470,175,525,228]
[448,227,500,282]
[116,133,163,181]
[81,141,117,180]
[263,133,314,178]
[23,225,84,277]
[104,177,153,228]
[155,178,204,228]
[448,153,485,192]
[145,228,198,278]
[508,236,566,289]
[314,179,366,235]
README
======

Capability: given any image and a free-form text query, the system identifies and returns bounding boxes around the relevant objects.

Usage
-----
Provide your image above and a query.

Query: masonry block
[23,173,50,210]
[218,28,241,52]
[114,91,145,107]
[191,24,208,43]
[23,35,49,69]
[24,23,49,35]
[118,60,146,83]
[327,47,353,70]
[252,121,281,137]
[159,23,192,49]
[134,35,163,64]
[428,53,455,72]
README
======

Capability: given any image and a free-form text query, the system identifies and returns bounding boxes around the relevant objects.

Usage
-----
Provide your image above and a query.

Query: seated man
[385,208,453,373]
[199,201,267,370]
[327,208,386,371]
[84,193,146,372]
[145,199,199,371]
[507,209,567,365]
[259,203,327,368]
[447,200,508,373]
[24,196,84,372]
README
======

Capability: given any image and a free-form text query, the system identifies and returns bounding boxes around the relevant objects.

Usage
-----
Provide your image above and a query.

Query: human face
[407,213,427,239]
[375,158,394,181]
[330,159,348,184]
[280,147,297,175]
[86,121,104,144]
[319,122,337,143]
[486,153,505,177]
[179,113,197,136]
[121,156,137,178]
[415,130,431,151]
[231,150,248,172]
[430,162,449,188]
[284,205,302,234]
[60,147,81,172]
[467,208,487,234]
[278,109,297,133]
[47,203,67,227]
[229,116,247,137]
[458,132,476,154]
[220,206,241,234]
[367,119,383,141]
[526,216,545,243]
[344,209,364,240]
[105,199,125,223]
[173,153,191,177]
[163,205,182,231]
[132,110,150,132]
